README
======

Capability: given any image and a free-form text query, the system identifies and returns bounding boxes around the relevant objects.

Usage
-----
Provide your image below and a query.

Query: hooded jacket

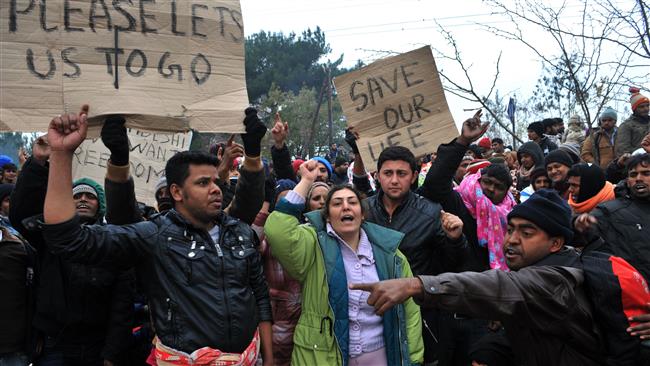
[516,142,545,190]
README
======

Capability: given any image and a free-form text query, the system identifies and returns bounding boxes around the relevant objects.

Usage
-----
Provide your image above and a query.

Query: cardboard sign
[71,129,192,207]
[333,46,457,166]
[1,0,248,134]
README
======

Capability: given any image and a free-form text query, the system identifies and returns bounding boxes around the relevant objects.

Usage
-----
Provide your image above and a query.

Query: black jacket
[538,136,558,156]
[271,145,297,182]
[43,209,272,354]
[418,139,489,272]
[364,190,467,276]
[589,183,650,282]
[9,157,134,362]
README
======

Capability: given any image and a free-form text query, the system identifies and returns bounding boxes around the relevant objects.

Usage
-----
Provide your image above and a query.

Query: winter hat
[558,143,581,165]
[312,157,333,177]
[630,87,649,111]
[567,164,606,203]
[292,159,305,174]
[155,176,167,194]
[274,179,296,200]
[465,159,491,176]
[0,155,13,169]
[599,106,617,121]
[527,121,545,137]
[542,118,556,129]
[545,149,574,169]
[72,178,106,217]
[530,167,548,184]
[568,115,582,126]
[508,188,573,243]
[0,183,14,202]
[307,181,331,203]
[478,137,491,149]
[334,155,349,167]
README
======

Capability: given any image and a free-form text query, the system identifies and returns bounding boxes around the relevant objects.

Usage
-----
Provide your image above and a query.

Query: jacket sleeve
[263,198,318,282]
[224,167,265,225]
[101,269,136,363]
[352,173,374,197]
[248,234,273,323]
[9,157,48,249]
[271,145,297,182]
[415,266,584,330]
[105,163,142,225]
[43,215,157,268]
[417,140,469,218]
[580,135,595,163]
[398,251,424,365]
[615,122,633,156]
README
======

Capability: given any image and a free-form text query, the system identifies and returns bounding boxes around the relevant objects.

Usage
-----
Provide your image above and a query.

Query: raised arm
[270,112,297,182]
[263,161,320,282]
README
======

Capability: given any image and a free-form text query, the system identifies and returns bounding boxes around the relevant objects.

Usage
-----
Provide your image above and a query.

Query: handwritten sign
[333,46,457,166]
[71,128,192,207]
[1,0,248,134]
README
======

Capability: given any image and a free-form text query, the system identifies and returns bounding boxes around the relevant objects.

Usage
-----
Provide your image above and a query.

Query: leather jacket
[365,190,467,276]
[43,210,272,354]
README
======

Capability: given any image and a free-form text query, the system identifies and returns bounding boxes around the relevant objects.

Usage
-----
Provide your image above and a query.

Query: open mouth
[76,203,90,210]
[341,214,355,222]
[634,184,648,192]
[504,247,520,259]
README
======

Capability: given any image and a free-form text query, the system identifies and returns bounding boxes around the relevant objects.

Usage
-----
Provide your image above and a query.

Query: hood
[72,177,106,219]
[517,141,545,169]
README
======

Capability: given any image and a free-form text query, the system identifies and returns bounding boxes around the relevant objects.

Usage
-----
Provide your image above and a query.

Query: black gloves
[101,115,129,166]
[345,128,360,154]
[241,107,267,157]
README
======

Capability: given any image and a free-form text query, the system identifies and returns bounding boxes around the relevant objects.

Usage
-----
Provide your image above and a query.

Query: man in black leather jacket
[41,106,273,365]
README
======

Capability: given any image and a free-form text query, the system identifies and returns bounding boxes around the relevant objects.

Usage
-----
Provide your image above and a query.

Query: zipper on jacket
[394,257,405,365]
[217,227,232,348]
[166,297,178,344]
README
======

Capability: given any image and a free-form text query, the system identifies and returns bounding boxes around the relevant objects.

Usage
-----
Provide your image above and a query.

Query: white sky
[241,0,649,129]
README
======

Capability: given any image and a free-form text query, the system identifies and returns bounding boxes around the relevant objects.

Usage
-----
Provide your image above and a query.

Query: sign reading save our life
[0,0,248,133]
[71,128,192,207]
[333,46,458,165]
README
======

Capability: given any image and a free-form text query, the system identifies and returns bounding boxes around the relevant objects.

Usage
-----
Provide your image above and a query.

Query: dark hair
[377,146,417,172]
[626,153,650,175]
[492,137,504,145]
[321,184,367,220]
[566,164,583,179]
[467,144,483,159]
[165,151,218,191]
[481,164,512,188]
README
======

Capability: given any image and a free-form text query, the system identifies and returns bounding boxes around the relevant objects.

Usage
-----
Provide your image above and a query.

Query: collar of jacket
[374,189,416,221]
[304,210,404,256]
[166,209,239,232]
[303,208,409,366]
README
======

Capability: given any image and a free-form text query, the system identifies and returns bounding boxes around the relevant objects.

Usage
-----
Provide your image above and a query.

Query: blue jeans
[0,352,28,366]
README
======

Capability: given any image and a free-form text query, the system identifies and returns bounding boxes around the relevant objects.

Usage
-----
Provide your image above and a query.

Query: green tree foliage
[0,132,37,166]
[259,85,346,159]
[245,27,331,102]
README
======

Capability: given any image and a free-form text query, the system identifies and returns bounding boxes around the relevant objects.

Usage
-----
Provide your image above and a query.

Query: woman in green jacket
[264,161,424,366]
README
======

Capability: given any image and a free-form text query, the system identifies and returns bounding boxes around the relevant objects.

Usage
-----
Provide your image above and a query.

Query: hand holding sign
[49,105,89,152]
[101,115,129,166]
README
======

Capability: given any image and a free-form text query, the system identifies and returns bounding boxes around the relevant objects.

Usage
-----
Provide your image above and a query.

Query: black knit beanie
[545,149,574,169]
[567,164,606,203]
[508,188,573,243]
[527,121,545,137]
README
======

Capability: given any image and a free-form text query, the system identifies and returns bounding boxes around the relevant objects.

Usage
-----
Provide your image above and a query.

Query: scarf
[568,181,615,214]
[153,330,260,366]
[455,170,516,271]
[518,164,535,180]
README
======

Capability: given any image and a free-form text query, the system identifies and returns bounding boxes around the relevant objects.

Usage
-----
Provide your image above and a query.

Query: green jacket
[264,198,424,366]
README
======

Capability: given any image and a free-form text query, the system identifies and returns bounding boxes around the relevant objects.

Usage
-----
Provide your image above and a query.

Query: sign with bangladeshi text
[333,46,457,166]
[71,128,192,207]
[1,0,248,134]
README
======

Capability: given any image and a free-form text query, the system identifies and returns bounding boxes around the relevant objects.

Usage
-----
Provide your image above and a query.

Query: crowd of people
[0,87,649,366]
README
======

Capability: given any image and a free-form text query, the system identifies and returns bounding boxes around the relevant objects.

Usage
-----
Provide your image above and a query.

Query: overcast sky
[240,0,649,129]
